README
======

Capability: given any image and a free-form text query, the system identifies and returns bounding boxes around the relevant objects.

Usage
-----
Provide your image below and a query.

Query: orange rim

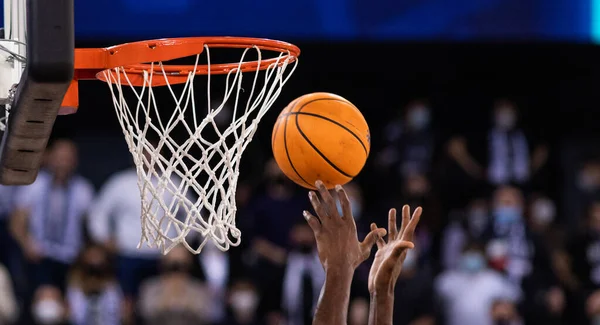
[73,37,301,87]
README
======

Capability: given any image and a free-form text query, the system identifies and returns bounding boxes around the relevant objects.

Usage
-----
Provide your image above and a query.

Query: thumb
[360,227,387,257]
[390,240,414,260]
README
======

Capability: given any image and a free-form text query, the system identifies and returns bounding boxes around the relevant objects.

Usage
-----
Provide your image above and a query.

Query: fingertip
[303,210,310,220]
[335,184,343,192]
[315,180,324,188]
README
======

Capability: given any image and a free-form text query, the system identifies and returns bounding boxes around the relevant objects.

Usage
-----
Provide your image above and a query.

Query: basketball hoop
[68,37,300,254]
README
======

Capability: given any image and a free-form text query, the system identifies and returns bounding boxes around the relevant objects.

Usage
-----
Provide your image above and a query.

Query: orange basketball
[271,92,371,190]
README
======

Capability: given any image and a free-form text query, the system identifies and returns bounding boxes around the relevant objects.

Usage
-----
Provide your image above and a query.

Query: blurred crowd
[0,98,599,325]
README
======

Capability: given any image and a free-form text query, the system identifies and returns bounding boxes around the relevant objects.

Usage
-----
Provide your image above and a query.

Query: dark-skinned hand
[368,205,422,294]
[303,180,386,271]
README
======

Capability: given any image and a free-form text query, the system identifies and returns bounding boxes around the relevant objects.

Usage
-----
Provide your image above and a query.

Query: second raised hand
[369,205,422,294]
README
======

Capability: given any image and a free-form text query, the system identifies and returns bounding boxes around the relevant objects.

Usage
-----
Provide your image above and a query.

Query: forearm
[313,266,354,325]
[368,290,394,325]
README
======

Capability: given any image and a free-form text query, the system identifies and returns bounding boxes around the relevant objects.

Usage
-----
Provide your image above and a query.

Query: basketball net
[103,45,298,254]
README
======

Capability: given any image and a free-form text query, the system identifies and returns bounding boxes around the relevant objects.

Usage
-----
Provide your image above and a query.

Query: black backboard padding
[0,0,74,185]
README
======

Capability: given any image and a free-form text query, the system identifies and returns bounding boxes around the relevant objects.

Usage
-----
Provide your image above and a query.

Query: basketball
[271,92,371,190]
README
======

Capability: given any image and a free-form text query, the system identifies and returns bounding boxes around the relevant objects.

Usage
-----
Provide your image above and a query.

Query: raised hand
[369,205,422,294]
[303,180,386,325]
[303,180,386,272]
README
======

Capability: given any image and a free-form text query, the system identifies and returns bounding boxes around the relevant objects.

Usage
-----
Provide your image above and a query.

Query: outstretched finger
[315,180,341,219]
[371,223,385,250]
[388,208,398,240]
[303,210,322,234]
[402,206,422,242]
[390,240,414,260]
[336,185,354,223]
[399,205,411,238]
[360,227,387,258]
[309,191,330,223]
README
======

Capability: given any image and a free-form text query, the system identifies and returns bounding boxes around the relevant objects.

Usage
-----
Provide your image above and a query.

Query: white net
[102,45,298,254]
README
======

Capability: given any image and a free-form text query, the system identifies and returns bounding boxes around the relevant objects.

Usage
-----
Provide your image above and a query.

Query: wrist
[370,288,394,301]
[373,282,396,298]
[325,263,354,277]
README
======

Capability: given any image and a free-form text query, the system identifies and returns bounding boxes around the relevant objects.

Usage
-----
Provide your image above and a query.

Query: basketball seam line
[282,113,313,188]
[293,109,357,179]
[281,111,368,156]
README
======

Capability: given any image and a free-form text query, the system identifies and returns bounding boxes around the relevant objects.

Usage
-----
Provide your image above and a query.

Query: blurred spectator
[281,221,324,325]
[138,246,211,325]
[0,263,18,325]
[527,195,558,240]
[572,159,600,227]
[377,99,435,180]
[31,285,69,325]
[242,159,309,316]
[221,279,261,325]
[569,200,600,324]
[485,186,539,283]
[87,165,160,310]
[441,197,490,269]
[88,141,196,316]
[392,249,435,325]
[447,99,548,187]
[10,139,94,292]
[388,173,441,261]
[435,242,521,325]
[490,300,523,325]
[197,242,230,324]
[66,244,122,325]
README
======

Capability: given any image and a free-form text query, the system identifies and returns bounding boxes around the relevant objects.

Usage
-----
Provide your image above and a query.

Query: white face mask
[230,291,259,315]
[33,299,63,324]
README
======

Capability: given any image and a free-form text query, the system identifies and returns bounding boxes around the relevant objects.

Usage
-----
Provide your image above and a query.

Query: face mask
[531,199,555,225]
[408,108,430,130]
[494,206,522,226]
[459,252,486,273]
[495,111,516,130]
[403,249,418,270]
[230,291,259,315]
[33,299,63,324]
